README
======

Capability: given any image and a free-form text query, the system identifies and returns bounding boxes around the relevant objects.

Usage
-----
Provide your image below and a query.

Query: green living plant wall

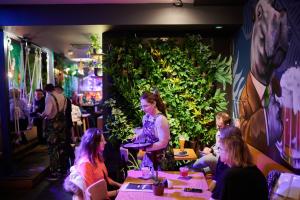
[104,35,232,147]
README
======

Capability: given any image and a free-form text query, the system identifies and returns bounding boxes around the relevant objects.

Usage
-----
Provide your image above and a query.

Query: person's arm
[107,189,119,198]
[146,115,170,151]
[42,95,53,118]
[208,180,216,191]
[132,115,146,140]
[107,177,122,188]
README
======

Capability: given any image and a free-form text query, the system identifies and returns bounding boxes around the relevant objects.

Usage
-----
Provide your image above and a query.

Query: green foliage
[87,33,102,55]
[104,34,232,146]
[103,98,135,145]
[127,152,140,170]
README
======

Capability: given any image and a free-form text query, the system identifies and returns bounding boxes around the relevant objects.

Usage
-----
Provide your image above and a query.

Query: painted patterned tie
[263,87,270,107]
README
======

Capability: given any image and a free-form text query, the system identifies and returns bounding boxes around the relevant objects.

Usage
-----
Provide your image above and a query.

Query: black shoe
[47,173,59,181]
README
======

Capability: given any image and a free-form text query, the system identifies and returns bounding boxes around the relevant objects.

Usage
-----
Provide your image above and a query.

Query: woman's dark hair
[141,90,166,116]
[75,128,104,167]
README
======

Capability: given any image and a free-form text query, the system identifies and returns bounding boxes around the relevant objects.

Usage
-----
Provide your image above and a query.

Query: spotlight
[173,0,183,7]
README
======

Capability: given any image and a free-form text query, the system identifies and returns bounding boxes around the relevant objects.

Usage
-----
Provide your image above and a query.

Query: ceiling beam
[0,4,242,26]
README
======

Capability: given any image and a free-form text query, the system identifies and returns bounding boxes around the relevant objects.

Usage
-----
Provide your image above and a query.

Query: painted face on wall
[140,98,156,115]
[251,0,288,85]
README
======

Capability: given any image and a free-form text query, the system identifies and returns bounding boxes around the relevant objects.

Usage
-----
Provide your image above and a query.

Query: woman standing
[135,91,170,170]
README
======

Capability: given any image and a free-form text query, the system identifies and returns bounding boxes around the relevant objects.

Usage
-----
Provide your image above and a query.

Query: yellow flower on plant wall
[162,65,173,73]
[170,77,180,84]
[193,109,201,117]
[187,101,196,110]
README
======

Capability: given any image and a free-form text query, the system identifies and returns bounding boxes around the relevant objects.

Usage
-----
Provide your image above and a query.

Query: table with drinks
[116,170,211,200]
[174,136,198,161]
[173,148,197,161]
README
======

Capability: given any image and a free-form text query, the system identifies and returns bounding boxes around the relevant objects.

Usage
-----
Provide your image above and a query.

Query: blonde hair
[219,126,253,167]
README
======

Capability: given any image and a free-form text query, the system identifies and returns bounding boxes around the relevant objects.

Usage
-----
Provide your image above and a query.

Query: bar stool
[81,113,90,132]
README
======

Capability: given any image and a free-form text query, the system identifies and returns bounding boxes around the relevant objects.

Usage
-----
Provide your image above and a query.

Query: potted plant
[87,33,102,55]
[152,171,164,196]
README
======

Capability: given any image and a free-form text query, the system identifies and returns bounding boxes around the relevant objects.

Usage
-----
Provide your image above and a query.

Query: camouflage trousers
[44,119,67,173]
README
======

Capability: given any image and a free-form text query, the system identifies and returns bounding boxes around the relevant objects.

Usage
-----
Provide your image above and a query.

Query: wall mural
[233,0,300,174]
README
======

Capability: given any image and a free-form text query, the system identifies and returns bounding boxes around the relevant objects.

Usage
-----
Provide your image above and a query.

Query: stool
[81,113,90,132]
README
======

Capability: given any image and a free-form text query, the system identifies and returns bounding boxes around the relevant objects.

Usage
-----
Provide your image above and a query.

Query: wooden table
[116,170,211,200]
[173,148,197,161]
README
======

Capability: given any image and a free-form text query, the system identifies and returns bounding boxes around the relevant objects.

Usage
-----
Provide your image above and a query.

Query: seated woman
[9,88,29,144]
[214,126,268,200]
[134,91,170,170]
[65,128,122,200]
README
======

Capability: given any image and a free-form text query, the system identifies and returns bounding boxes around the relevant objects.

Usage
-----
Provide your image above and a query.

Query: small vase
[152,184,164,196]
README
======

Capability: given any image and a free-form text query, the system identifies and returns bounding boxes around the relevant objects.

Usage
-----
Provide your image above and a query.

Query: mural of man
[239,0,288,153]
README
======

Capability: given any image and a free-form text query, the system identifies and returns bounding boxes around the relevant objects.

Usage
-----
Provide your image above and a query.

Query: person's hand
[132,127,143,141]
[202,147,212,155]
[134,127,143,135]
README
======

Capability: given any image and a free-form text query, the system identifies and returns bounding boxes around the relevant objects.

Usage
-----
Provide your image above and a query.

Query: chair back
[85,179,108,200]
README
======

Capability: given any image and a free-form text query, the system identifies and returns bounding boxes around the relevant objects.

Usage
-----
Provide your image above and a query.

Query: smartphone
[184,188,203,193]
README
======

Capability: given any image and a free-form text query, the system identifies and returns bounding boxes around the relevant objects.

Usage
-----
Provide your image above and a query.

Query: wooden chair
[85,179,108,200]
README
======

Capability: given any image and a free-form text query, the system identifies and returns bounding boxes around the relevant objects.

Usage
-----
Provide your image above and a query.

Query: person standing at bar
[42,83,67,180]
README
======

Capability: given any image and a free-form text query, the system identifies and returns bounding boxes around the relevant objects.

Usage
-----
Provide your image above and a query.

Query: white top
[42,91,66,119]
[72,104,82,125]
[142,114,170,152]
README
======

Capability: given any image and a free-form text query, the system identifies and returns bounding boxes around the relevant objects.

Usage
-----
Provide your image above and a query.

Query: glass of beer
[179,135,185,152]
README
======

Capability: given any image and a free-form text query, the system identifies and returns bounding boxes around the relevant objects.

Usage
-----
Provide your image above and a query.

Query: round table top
[122,142,152,149]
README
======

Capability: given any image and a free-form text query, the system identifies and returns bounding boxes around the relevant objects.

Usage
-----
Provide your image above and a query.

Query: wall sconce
[173,0,183,7]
